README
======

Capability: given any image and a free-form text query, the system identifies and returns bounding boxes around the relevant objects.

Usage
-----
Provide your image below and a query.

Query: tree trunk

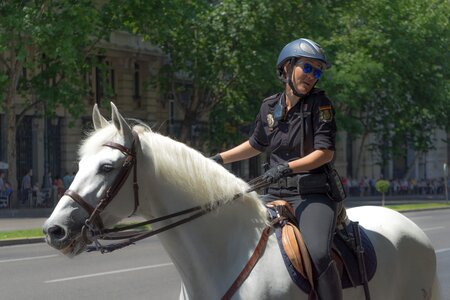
[5,57,21,207]
[177,86,201,144]
[179,109,195,144]
[402,152,422,180]
[354,131,369,180]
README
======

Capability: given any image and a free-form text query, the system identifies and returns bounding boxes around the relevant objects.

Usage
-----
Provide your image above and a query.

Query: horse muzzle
[43,219,87,256]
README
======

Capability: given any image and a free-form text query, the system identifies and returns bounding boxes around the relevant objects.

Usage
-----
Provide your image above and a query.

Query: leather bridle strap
[64,189,105,230]
[64,131,140,235]
[222,226,272,300]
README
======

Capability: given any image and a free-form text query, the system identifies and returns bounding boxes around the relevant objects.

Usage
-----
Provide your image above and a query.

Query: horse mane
[79,123,267,221]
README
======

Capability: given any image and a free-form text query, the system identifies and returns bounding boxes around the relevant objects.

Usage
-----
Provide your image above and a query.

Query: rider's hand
[210,153,224,165]
[261,163,292,183]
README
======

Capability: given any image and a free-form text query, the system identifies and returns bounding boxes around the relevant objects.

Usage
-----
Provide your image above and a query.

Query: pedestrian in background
[21,169,32,205]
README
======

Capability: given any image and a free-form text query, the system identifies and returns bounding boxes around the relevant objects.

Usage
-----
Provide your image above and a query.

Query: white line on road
[45,262,174,283]
[423,226,445,231]
[0,254,58,263]
[436,248,450,254]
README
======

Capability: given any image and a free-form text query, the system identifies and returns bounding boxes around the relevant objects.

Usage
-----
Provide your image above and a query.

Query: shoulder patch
[319,105,333,122]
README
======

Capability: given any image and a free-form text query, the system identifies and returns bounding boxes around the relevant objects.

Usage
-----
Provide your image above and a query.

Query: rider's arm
[287,149,334,173]
[219,140,261,164]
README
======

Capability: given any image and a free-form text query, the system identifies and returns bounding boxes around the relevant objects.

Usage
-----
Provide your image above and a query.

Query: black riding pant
[263,190,338,276]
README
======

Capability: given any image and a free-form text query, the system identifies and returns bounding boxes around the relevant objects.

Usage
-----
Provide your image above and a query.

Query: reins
[65,129,272,253]
[66,130,278,299]
[86,177,270,253]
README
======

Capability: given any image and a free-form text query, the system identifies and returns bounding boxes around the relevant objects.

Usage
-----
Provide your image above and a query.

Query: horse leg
[179,282,190,300]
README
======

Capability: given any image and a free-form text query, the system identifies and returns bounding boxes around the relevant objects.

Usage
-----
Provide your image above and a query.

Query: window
[16,116,33,184]
[91,57,116,106]
[133,62,140,100]
[95,66,104,105]
[46,118,61,178]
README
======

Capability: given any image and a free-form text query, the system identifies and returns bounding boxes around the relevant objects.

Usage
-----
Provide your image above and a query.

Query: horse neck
[134,136,268,297]
[140,177,267,298]
[165,195,266,297]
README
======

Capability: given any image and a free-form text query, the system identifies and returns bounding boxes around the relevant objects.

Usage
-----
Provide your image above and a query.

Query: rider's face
[286,58,324,95]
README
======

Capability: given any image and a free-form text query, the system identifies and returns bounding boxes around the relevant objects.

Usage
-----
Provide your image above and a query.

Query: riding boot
[316,261,343,300]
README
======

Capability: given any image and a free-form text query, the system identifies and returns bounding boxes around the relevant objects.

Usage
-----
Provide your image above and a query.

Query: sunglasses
[296,61,323,79]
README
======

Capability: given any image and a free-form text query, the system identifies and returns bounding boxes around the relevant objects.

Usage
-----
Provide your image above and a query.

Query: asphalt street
[0,209,449,299]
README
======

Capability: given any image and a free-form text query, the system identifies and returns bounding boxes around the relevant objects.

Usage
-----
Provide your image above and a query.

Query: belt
[269,175,299,189]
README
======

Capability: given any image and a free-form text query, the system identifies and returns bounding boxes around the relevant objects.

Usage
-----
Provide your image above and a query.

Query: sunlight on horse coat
[44,103,440,300]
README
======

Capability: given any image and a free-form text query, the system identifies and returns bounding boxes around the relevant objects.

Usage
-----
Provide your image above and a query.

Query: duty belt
[269,175,299,189]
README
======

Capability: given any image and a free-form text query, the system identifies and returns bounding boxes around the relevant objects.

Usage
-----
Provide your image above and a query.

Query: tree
[318,0,450,179]
[119,0,324,147]
[375,179,390,206]
[0,1,122,206]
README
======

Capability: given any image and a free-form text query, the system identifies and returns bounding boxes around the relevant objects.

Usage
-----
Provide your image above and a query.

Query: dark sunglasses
[296,61,323,79]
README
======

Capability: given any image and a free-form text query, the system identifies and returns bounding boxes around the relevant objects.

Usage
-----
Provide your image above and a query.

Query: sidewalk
[0,214,147,247]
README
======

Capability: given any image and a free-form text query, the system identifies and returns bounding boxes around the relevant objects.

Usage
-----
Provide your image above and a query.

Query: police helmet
[276,38,331,74]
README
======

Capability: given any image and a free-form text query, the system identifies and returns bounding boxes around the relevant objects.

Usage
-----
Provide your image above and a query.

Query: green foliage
[375,180,390,193]
[121,0,449,154]
[0,0,123,117]
[2,0,448,157]
[318,0,449,166]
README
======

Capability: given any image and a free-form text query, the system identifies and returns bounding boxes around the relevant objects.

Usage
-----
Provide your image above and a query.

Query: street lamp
[444,163,448,205]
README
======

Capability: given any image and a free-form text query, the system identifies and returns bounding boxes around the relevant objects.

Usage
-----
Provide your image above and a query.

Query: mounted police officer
[211,38,343,300]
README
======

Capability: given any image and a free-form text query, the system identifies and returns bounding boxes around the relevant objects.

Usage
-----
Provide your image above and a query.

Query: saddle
[266,200,377,295]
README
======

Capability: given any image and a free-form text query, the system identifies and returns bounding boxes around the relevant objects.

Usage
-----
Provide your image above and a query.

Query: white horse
[44,103,439,300]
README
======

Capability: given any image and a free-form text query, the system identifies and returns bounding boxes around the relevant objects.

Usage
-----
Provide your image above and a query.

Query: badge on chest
[267,113,275,131]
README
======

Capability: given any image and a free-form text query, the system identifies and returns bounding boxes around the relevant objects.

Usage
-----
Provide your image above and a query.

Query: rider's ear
[92,104,109,130]
[110,102,133,144]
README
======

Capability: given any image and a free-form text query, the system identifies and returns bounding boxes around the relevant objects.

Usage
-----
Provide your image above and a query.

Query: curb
[398,206,450,213]
[0,237,45,247]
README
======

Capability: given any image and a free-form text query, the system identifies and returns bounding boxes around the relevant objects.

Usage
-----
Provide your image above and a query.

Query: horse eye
[100,164,114,173]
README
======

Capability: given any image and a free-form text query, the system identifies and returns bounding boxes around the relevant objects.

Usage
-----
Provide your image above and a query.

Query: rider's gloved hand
[261,163,292,183]
[210,153,224,165]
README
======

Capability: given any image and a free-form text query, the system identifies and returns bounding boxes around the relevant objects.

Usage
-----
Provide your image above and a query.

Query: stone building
[2,30,449,200]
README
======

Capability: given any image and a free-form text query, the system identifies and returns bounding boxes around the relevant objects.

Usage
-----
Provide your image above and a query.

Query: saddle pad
[275,225,313,294]
[267,205,312,294]
[267,205,377,293]
[334,223,377,289]
[282,223,314,286]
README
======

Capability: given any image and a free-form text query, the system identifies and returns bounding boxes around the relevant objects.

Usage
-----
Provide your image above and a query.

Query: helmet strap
[287,58,306,98]
[286,58,319,99]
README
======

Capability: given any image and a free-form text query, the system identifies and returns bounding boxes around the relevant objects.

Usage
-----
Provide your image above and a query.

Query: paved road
[403,209,450,299]
[0,209,449,299]
[0,237,180,300]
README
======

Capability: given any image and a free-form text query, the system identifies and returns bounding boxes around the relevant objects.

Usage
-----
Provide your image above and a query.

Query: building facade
[2,30,449,202]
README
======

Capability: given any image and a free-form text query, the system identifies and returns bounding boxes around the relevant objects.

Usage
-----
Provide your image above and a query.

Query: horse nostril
[46,225,66,240]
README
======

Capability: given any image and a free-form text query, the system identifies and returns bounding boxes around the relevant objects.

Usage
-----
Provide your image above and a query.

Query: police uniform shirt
[249,88,336,172]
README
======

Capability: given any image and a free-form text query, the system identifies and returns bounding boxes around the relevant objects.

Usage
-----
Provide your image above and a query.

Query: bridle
[63,130,270,252]
[64,131,140,243]
[63,130,274,300]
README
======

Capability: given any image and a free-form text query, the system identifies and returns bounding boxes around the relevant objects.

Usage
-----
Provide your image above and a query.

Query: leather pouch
[297,173,329,195]
[325,165,347,202]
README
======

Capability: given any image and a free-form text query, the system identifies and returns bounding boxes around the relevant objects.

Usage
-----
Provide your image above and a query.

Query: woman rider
[211,38,342,300]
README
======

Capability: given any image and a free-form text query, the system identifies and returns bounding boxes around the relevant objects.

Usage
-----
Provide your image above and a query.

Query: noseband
[64,131,140,239]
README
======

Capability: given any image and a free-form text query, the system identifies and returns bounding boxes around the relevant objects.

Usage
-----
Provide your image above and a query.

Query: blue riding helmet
[276,38,331,74]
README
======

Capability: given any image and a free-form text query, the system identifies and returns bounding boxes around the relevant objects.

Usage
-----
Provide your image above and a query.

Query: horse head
[43,103,141,256]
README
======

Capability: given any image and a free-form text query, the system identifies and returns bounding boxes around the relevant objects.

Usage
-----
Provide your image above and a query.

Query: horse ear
[92,104,109,130]
[110,102,133,143]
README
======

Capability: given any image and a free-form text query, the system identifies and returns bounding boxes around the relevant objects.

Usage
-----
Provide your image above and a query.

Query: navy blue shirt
[249,88,336,172]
